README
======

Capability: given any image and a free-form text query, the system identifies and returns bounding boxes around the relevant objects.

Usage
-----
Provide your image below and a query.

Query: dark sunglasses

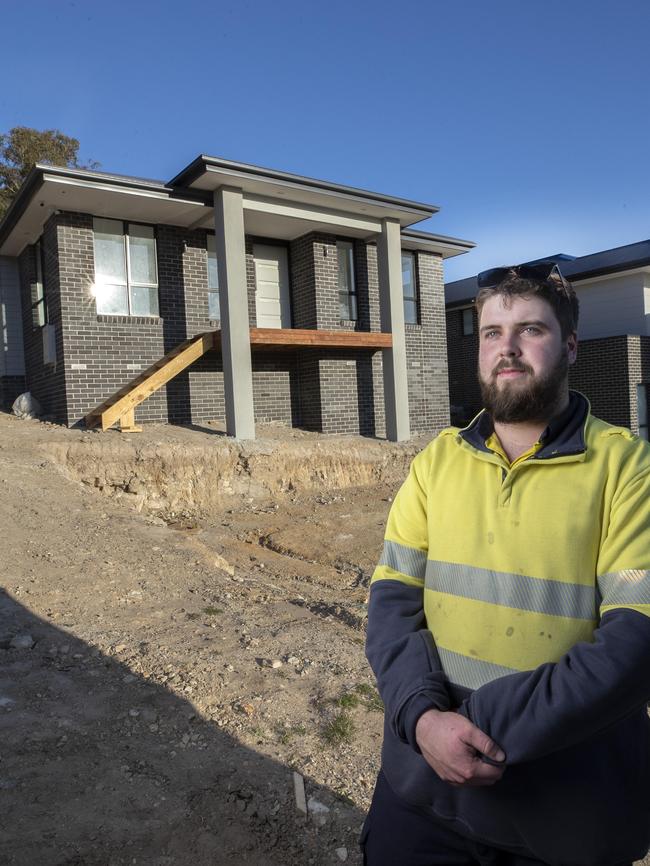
[477,262,572,298]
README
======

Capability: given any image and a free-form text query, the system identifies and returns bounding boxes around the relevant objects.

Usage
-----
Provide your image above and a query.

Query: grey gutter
[401,228,475,249]
[170,154,441,215]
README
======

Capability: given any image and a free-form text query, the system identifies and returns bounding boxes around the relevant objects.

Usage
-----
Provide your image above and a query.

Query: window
[32,240,47,327]
[462,307,474,335]
[402,252,418,324]
[206,234,220,320]
[92,218,159,316]
[337,240,357,320]
[638,384,648,440]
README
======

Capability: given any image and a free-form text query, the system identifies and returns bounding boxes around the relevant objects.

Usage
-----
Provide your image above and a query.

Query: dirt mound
[45,425,422,519]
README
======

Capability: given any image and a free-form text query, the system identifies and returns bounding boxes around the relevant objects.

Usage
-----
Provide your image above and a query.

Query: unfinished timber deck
[84,327,392,431]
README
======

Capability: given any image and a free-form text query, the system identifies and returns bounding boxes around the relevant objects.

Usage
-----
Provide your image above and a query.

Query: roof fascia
[0,165,46,252]
[170,154,440,216]
[0,165,211,254]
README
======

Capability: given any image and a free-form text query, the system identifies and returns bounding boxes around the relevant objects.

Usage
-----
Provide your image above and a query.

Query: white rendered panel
[574,272,647,339]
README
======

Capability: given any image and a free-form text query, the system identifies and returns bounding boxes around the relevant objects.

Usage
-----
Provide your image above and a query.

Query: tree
[0,126,98,218]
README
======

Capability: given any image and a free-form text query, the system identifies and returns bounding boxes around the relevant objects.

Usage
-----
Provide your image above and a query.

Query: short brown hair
[475,271,579,338]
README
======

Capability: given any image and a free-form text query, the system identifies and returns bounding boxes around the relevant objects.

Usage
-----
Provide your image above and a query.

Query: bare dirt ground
[3,412,649,866]
[0,412,427,866]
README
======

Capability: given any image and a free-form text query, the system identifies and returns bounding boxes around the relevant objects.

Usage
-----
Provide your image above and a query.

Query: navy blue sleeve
[366,580,451,749]
[458,608,650,764]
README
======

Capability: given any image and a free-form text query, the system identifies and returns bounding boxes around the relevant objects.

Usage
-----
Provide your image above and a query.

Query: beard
[479,349,569,424]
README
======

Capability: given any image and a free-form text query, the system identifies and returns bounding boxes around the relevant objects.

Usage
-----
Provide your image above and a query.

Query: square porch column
[213,187,255,439]
[377,217,410,441]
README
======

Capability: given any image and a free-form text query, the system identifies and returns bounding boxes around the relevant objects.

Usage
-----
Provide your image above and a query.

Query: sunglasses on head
[477,262,572,298]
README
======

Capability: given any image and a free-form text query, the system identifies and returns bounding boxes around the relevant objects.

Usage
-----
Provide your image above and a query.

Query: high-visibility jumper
[366,392,650,866]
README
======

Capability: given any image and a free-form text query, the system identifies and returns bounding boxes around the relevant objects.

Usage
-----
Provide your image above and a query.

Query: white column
[377,217,410,441]
[213,187,255,439]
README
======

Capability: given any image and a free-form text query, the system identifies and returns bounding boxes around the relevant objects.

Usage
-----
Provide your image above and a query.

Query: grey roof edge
[401,228,475,249]
[169,154,441,215]
[445,239,650,304]
[0,165,46,252]
[0,164,211,251]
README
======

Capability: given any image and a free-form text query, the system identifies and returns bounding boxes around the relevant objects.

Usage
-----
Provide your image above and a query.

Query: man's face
[477,294,577,424]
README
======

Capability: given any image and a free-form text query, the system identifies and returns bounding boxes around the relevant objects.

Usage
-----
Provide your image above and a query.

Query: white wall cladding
[0,256,25,376]
[575,272,648,339]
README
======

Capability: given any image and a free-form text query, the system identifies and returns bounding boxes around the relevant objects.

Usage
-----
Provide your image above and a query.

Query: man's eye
[523,326,540,335]
[483,330,499,339]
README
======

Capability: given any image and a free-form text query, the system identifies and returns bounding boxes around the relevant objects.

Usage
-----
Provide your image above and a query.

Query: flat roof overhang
[401,228,475,260]
[0,161,474,260]
[170,154,440,228]
[0,165,210,256]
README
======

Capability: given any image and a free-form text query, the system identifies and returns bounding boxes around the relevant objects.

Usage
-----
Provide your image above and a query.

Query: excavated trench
[45,429,423,520]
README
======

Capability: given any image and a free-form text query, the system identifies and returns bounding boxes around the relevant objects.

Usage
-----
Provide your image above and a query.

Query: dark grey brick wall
[289,235,317,329]
[0,375,26,410]
[18,222,69,422]
[20,213,451,436]
[446,305,481,425]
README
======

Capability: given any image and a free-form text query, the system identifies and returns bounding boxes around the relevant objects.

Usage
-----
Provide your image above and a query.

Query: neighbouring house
[0,156,474,440]
[445,242,650,437]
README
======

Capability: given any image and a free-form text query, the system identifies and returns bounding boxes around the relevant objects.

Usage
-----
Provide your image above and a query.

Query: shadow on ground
[0,590,364,866]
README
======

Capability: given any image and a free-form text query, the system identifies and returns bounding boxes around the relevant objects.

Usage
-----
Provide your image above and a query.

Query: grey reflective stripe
[598,570,650,606]
[425,560,597,620]
[379,540,427,581]
[437,646,518,690]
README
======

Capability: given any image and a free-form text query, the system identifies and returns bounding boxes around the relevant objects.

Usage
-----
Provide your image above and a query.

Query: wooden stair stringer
[84,331,217,431]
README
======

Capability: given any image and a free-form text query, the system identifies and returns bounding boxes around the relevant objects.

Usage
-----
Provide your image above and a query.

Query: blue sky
[2,0,650,281]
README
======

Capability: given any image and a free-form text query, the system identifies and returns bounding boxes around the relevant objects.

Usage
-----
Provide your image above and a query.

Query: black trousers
[360,771,632,866]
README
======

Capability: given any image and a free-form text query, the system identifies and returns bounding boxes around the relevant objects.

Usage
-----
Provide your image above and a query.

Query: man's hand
[415,708,506,787]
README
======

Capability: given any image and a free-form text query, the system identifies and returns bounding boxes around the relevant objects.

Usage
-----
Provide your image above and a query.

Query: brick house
[0,156,473,439]
[445,242,650,437]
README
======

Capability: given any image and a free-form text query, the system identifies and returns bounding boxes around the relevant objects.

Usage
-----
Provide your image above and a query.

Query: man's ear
[567,332,578,365]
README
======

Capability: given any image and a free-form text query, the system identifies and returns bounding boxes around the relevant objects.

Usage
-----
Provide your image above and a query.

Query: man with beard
[362,264,650,866]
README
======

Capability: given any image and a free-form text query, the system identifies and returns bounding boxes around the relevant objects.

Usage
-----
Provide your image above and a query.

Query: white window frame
[401,251,418,325]
[206,234,220,320]
[32,240,47,328]
[337,240,357,321]
[92,218,159,317]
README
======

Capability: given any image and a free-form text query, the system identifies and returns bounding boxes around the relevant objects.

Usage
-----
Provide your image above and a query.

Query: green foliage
[335,692,360,709]
[276,723,306,745]
[321,710,355,745]
[354,683,384,712]
[0,126,98,218]
[332,684,384,713]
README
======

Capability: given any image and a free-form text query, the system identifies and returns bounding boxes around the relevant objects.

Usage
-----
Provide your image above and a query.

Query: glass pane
[349,292,357,321]
[96,283,128,315]
[208,290,220,320]
[128,224,157,285]
[337,242,354,293]
[462,308,474,335]
[35,299,46,327]
[404,298,417,325]
[339,292,351,319]
[402,253,415,300]
[130,285,159,317]
[637,385,648,439]
[207,248,219,290]
[93,219,126,283]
